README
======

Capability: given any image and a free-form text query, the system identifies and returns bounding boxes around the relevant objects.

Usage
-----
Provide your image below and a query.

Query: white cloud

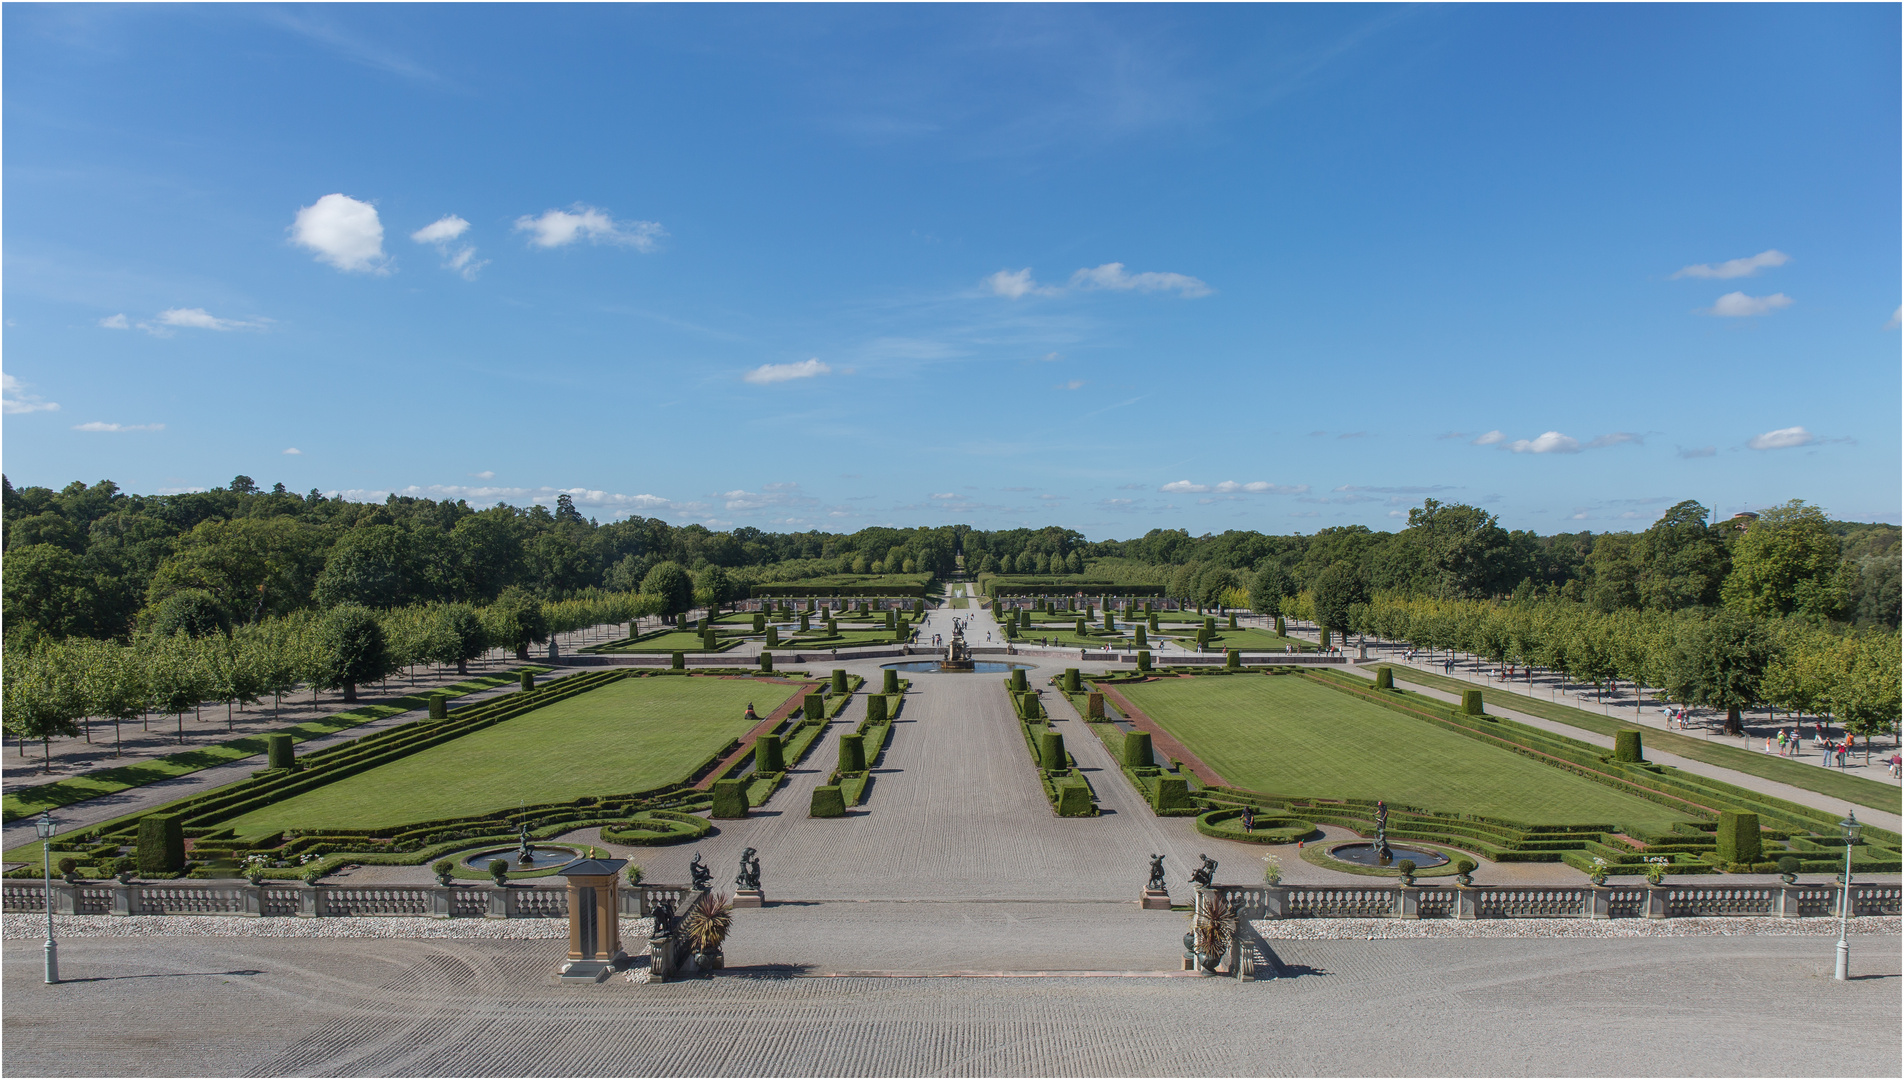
[930,492,958,499]
[1747,426,1814,451]
[1672,249,1790,280]
[1887,306,1901,330]
[154,308,263,332]
[1070,262,1211,297]
[411,215,487,279]
[73,421,164,432]
[1159,480,1307,495]
[1585,432,1643,449]
[99,314,130,329]
[985,268,1047,299]
[1677,445,1717,459]
[1058,379,1085,390]
[1705,292,1792,317]
[1503,431,1582,454]
[2,373,59,414]
[1471,430,1505,446]
[290,193,388,273]
[744,358,831,385]
[282,447,302,455]
[514,204,663,251]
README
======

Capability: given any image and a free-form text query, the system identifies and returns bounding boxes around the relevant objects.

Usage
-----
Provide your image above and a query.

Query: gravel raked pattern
[3,912,653,940]
[1253,914,1902,940]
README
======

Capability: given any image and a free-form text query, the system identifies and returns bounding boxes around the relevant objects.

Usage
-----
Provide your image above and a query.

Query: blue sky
[4,3,1898,536]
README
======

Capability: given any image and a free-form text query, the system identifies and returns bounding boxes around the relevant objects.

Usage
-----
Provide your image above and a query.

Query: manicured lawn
[775,630,899,649]
[1202,628,1317,651]
[596,630,741,654]
[1117,675,1679,830]
[225,675,805,833]
[1379,666,1901,815]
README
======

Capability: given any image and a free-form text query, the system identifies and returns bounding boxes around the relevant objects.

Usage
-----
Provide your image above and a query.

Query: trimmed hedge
[1715,810,1762,864]
[1154,777,1192,812]
[1375,666,1393,690]
[804,693,825,720]
[137,814,186,874]
[427,694,449,720]
[1124,731,1154,768]
[1040,730,1067,771]
[1614,730,1643,763]
[1460,689,1482,715]
[866,695,889,724]
[832,669,849,695]
[600,810,713,846]
[810,785,847,818]
[883,669,900,694]
[519,671,536,691]
[755,735,785,775]
[267,734,295,771]
[1054,779,1094,817]
[839,733,867,772]
[709,779,749,819]
[1086,692,1105,719]
[1195,808,1316,845]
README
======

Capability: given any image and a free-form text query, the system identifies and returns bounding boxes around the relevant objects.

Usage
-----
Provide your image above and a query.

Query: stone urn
[116,869,137,885]
[436,869,456,887]
[693,948,724,971]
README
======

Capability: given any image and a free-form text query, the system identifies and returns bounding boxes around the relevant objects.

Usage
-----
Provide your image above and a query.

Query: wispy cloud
[1477,430,1642,454]
[2,373,59,414]
[410,215,487,279]
[291,193,389,273]
[73,421,164,432]
[1057,379,1085,390]
[984,268,1058,299]
[1746,426,1814,451]
[1887,306,1901,330]
[1471,430,1506,446]
[98,314,130,329]
[1672,249,1789,280]
[514,204,663,251]
[743,358,832,385]
[1704,291,1792,317]
[1159,480,1307,495]
[154,308,264,332]
[1676,445,1717,459]
[282,447,303,455]
[471,470,495,479]
[1069,262,1211,298]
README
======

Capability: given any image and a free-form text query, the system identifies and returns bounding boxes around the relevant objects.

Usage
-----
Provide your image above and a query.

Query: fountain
[937,616,977,672]
[1328,800,1450,869]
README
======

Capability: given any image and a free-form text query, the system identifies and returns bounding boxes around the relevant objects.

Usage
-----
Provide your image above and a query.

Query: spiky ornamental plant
[684,891,735,953]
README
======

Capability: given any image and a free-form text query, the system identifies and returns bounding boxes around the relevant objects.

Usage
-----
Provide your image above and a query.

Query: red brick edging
[694,680,824,790]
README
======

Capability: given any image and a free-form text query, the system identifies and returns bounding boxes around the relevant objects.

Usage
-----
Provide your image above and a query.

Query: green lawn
[1377,665,1901,815]
[225,675,805,834]
[1202,628,1316,651]
[594,630,742,654]
[773,630,899,649]
[1117,675,1681,830]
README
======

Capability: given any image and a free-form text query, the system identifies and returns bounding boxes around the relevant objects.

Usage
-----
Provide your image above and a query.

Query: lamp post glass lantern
[1834,811,1860,981]
[37,811,58,983]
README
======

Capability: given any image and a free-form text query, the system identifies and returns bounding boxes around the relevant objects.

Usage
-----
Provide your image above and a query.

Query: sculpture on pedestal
[1147,854,1167,892]
[1189,854,1218,889]
[736,847,762,891]
[689,852,712,891]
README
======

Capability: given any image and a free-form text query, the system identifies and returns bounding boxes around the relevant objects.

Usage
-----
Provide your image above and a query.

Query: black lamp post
[1834,810,1860,981]
[37,810,58,984]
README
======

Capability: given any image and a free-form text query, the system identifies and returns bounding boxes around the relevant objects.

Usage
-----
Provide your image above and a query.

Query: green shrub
[804,693,825,720]
[1055,779,1094,817]
[1039,730,1067,771]
[1204,616,1216,633]
[1103,611,1115,631]
[839,733,867,772]
[1274,615,1286,636]
[799,612,811,632]
[427,694,449,720]
[267,733,296,770]
[1063,668,1080,692]
[519,670,536,691]
[1137,651,1152,672]
[886,610,897,629]
[710,779,749,819]
[671,652,685,670]
[1460,689,1483,716]
[765,626,780,646]
[1134,625,1148,648]
[488,859,509,884]
[1076,617,1088,636]
[753,613,766,633]
[1613,730,1643,763]
[883,669,899,694]
[755,735,785,775]
[1011,668,1028,692]
[703,628,718,650]
[57,856,78,877]
[832,669,848,694]
[433,860,452,877]
[1124,730,1154,768]
[810,785,847,818]
[759,652,774,673]
[1086,692,1105,719]
[1154,777,1192,812]
[1319,628,1332,649]
[866,695,889,724]
[1021,693,1042,719]
[1225,649,1240,670]
[1228,613,1238,630]
[136,814,185,874]
[1777,855,1801,878]
[1715,810,1763,864]
[1375,666,1393,690]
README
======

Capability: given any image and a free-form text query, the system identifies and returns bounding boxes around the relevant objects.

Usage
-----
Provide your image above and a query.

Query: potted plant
[243,855,268,886]
[1587,857,1608,887]
[1644,856,1670,886]
[625,863,644,887]
[1186,891,1236,972]
[56,857,81,884]
[433,860,456,887]
[488,859,510,887]
[1260,854,1282,886]
[1777,856,1800,885]
[683,891,734,971]
[1396,859,1417,887]
[1455,858,1478,887]
[113,857,137,885]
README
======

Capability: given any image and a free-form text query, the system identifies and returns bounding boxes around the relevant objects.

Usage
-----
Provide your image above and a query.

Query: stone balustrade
[2,880,694,919]
[1214,881,1901,921]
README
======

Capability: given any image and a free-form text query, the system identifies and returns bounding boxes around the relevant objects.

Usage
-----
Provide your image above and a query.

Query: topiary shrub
[831,669,848,695]
[1613,730,1643,762]
[1225,649,1240,671]
[866,695,889,724]
[1319,628,1332,649]
[489,859,509,885]
[1055,779,1094,817]
[1020,693,1041,719]
[754,613,767,633]
[1134,624,1148,648]
[1010,668,1028,692]
[1075,618,1088,636]
[1063,668,1080,692]
[1375,666,1393,690]
[799,612,811,632]
[1137,651,1152,672]
[710,779,749,818]
[57,856,78,878]
[755,734,785,775]
[1039,730,1067,771]
[1153,777,1192,812]
[759,652,774,673]
[1777,855,1801,882]
[136,814,185,874]
[267,733,296,770]
[765,626,780,647]
[1454,858,1477,886]
[1086,692,1104,719]
[1204,616,1216,633]
[886,610,897,630]
[1273,615,1286,637]
[1124,730,1154,767]
[883,669,899,694]
[1460,689,1483,716]
[1715,810,1763,864]
[1228,613,1238,630]
[810,785,847,818]
[804,693,825,720]
[519,670,536,691]
[428,694,449,720]
[671,651,686,670]
[838,733,867,772]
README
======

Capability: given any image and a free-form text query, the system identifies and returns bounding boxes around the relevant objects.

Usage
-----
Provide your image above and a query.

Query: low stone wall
[2,880,694,920]
[1217,882,1901,921]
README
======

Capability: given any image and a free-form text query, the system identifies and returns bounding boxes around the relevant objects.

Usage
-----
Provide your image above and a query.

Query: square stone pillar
[1775,884,1802,918]
[298,884,320,918]
[431,887,452,918]
[1263,886,1287,920]
[1644,887,1669,919]
[53,882,78,915]
[1455,886,1480,920]
[111,881,136,916]
[1587,887,1611,919]
[1397,886,1420,920]
[1140,888,1171,910]
[244,884,264,917]
[486,887,509,919]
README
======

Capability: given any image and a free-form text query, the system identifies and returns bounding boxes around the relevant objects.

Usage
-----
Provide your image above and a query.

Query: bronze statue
[1189,853,1218,889]
[689,852,712,891]
[1146,854,1167,891]
[736,847,762,891]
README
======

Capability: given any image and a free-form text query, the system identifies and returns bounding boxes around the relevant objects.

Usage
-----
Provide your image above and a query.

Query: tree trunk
[43,736,51,772]
[457,658,468,676]
[1723,706,1743,736]
[515,644,529,660]
[343,682,358,704]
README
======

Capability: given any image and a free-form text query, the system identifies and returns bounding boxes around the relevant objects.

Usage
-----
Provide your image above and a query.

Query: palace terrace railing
[1212,881,1900,921]
[2,880,693,919]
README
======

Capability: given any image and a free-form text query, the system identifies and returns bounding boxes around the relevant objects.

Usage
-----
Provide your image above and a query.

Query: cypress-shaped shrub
[1195,627,1211,648]
[1274,615,1286,637]
[1137,651,1152,672]
[670,651,685,670]
[832,669,848,694]
[804,693,825,720]
[1039,730,1067,770]
[1021,693,1042,719]
[825,617,837,635]
[1375,666,1394,690]
[866,694,889,724]
[1134,625,1148,648]
[1153,777,1192,812]
[1011,668,1028,692]
[1715,810,1763,864]
[838,733,867,772]
[1460,688,1483,715]
[1613,730,1643,762]
[886,610,897,630]
[1124,730,1154,768]
[1104,611,1115,631]
[1225,649,1240,670]
[809,785,847,818]
[1055,780,1093,817]
[1228,613,1238,630]
[753,613,766,633]
[765,625,780,647]
[755,734,785,774]
[759,652,774,673]
[882,669,899,694]
[267,733,295,770]
[519,670,536,691]
[799,612,811,632]
[710,779,749,818]
[427,694,448,720]
[1148,613,1160,632]
[1075,617,1087,636]
[136,815,185,874]
[1203,616,1216,633]
[1086,692,1104,718]
[1319,628,1332,649]
[1063,668,1080,692]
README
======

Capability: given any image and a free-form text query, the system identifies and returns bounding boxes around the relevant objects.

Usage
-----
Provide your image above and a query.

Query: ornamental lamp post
[1834,810,1861,981]
[37,811,58,984]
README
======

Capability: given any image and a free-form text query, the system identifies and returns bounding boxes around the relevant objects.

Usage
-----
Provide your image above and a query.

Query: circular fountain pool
[459,845,584,874]
[1328,843,1450,868]
[881,660,1033,674]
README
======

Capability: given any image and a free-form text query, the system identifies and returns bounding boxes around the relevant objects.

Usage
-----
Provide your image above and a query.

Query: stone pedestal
[732,889,765,908]
[1454,885,1480,920]
[558,957,618,983]
[1140,889,1172,910]
[1587,886,1612,919]
[1644,886,1670,919]
[1397,886,1421,919]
